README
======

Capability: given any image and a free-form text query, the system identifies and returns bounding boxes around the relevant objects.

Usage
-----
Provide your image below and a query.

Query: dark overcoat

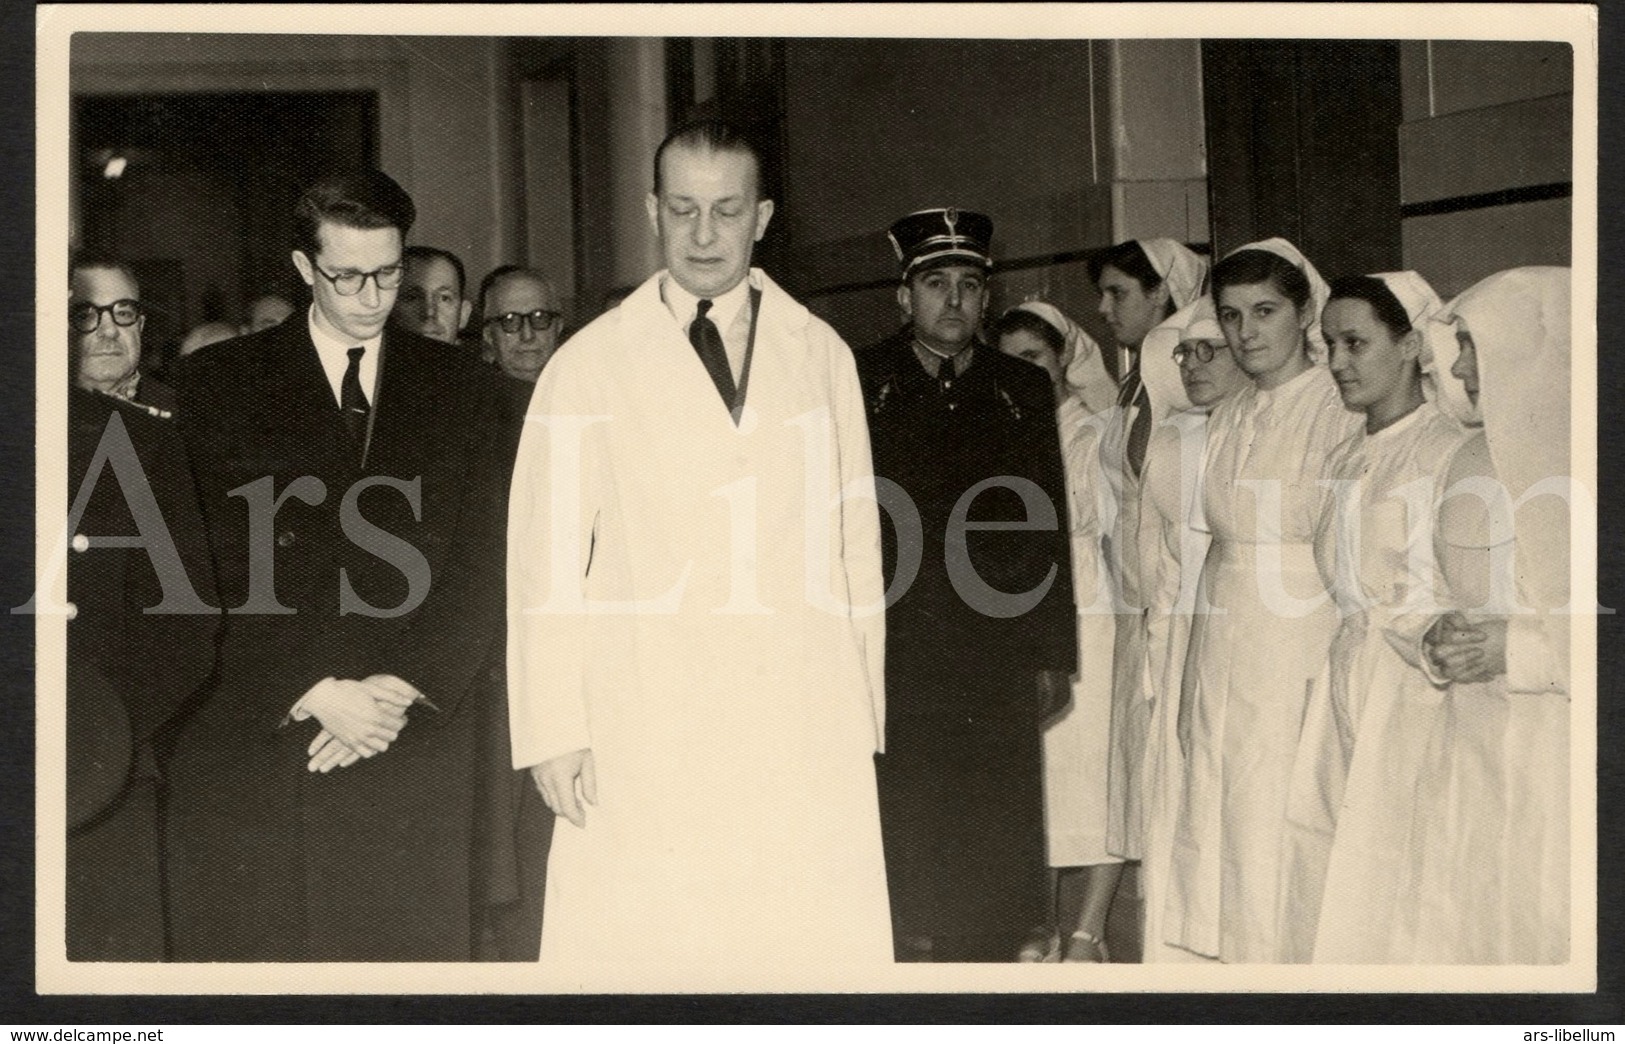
[854,328,1078,947]
[167,318,514,961]
[65,387,220,960]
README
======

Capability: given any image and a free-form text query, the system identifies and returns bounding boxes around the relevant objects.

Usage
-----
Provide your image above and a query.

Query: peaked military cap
[888,208,994,278]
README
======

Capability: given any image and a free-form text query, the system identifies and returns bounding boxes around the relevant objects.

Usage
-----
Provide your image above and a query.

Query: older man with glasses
[476,265,564,384]
[69,258,174,416]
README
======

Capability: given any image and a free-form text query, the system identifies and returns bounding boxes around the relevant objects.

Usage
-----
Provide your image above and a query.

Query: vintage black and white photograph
[31,3,1597,997]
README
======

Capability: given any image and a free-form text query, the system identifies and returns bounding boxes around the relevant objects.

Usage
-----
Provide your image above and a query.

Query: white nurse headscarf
[1138,238,1209,313]
[1219,237,1332,363]
[1141,297,1227,420]
[1441,266,1572,624]
[1008,299,1117,416]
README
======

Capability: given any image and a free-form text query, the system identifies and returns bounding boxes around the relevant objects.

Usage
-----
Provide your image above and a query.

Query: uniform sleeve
[507,355,602,769]
[1026,380,1080,675]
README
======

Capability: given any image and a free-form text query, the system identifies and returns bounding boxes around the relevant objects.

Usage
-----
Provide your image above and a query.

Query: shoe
[1063,929,1110,963]
[1017,928,1061,963]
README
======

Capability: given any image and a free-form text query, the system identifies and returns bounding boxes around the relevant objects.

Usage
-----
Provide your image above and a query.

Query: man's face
[482,273,562,383]
[898,263,988,355]
[646,144,774,300]
[70,266,143,394]
[292,220,403,344]
[394,255,470,344]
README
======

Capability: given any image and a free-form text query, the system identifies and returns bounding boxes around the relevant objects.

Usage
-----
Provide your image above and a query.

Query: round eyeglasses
[312,263,406,297]
[70,299,144,334]
[485,309,562,335]
[1173,341,1222,367]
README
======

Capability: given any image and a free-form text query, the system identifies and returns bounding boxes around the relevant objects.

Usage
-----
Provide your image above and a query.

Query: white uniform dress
[1137,409,1219,962]
[506,269,894,970]
[1400,267,1572,964]
[1042,394,1121,866]
[1099,378,1151,862]
[1165,363,1362,961]
[1277,405,1466,962]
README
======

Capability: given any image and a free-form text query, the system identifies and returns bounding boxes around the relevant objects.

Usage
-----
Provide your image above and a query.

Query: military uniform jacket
[167,318,516,961]
[854,328,1077,702]
[855,327,1078,941]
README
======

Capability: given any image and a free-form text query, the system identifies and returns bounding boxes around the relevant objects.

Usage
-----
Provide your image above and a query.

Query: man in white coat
[506,120,894,970]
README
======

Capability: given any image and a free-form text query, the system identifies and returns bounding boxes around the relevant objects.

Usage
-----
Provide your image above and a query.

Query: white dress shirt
[307,305,382,407]
[659,272,755,382]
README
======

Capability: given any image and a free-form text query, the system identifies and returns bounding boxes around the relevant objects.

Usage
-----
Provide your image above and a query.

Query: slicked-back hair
[404,244,468,299]
[476,265,554,317]
[1325,275,1414,338]
[293,169,416,260]
[652,119,766,200]
[993,308,1066,355]
[70,254,141,296]
[1211,248,1313,311]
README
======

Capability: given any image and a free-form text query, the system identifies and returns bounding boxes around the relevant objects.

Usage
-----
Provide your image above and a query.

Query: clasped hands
[302,674,429,773]
[1423,610,1509,685]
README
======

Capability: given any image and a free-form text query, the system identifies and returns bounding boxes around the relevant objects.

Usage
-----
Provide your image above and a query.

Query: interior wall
[1397,40,1573,298]
[780,38,1108,349]
[70,33,522,324]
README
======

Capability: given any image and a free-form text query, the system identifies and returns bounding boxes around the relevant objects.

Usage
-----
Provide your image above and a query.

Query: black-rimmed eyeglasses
[312,263,406,297]
[1173,342,1222,367]
[70,299,144,334]
[485,309,562,335]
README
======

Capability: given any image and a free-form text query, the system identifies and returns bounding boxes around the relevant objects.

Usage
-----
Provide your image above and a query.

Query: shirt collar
[661,271,754,333]
[911,338,974,377]
[307,304,383,361]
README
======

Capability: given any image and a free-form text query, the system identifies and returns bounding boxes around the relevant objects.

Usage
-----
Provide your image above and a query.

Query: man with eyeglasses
[62,258,220,960]
[69,259,173,416]
[166,169,517,961]
[477,266,564,383]
[507,119,893,968]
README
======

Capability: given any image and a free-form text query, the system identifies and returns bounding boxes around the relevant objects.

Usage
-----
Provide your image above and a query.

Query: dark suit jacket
[66,387,219,959]
[166,317,516,961]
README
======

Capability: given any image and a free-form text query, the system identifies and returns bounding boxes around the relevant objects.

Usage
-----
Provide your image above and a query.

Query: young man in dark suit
[167,170,515,961]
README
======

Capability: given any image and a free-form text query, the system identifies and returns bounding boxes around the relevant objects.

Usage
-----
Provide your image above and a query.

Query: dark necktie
[1124,371,1150,479]
[937,353,957,398]
[341,346,369,459]
[690,299,736,408]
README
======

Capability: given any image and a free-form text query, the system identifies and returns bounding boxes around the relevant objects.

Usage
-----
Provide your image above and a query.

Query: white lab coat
[506,269,893,969]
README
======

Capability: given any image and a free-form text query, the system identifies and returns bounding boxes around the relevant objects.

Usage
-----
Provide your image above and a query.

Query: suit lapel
[264,319,358,484]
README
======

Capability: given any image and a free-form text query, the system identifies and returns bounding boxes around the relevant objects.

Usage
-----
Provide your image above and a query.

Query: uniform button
[64,602,77,621]
[276,530,297,548]
[70,534,89,553]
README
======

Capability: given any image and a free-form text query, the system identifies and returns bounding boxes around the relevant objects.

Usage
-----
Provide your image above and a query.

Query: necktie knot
[695,299,713,323]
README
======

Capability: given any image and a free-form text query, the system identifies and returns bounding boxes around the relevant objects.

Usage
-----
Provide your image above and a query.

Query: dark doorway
[73,91,377,370]
[1201,40,1403,279]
